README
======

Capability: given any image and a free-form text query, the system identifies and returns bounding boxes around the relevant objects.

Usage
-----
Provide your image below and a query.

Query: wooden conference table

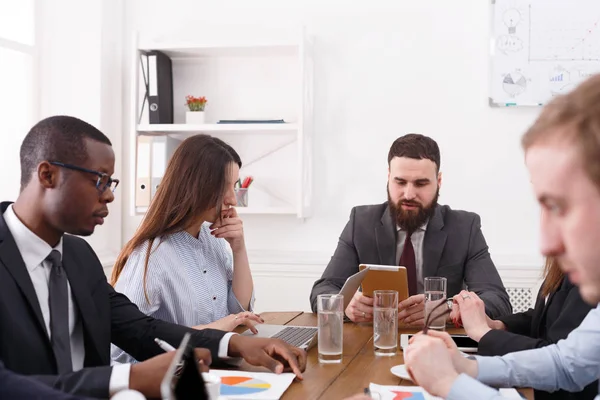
[236,312,534,400]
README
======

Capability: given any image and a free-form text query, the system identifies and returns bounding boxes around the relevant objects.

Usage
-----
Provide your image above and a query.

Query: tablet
[359,264,409,302]
[160,333,209,400]
[400,333,478,353]
[338,267,370,311]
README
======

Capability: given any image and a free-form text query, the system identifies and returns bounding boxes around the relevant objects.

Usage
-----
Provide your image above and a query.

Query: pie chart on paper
[220,376,271,396]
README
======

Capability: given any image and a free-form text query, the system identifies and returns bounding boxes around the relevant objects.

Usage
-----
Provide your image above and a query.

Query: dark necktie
[46,250,73,373]
[399,232,418,295]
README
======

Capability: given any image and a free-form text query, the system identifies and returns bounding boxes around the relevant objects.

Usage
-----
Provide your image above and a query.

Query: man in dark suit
[310,134,511,325]
[0,361,94,400]
[0,116,306,399]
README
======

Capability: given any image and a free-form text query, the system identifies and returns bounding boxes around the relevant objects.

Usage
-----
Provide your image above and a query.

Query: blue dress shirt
[448,305,600,399]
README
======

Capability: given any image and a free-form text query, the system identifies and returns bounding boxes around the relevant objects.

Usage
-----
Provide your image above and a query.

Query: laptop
[241,267,369,349]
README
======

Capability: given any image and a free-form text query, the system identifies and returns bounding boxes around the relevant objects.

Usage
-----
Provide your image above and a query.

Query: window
[0,0,37,200]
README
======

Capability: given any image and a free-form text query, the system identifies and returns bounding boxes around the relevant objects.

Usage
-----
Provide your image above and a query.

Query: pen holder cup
[235,188,249,207]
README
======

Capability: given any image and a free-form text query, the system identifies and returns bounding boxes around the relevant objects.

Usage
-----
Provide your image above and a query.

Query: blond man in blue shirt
[402,74,600,398]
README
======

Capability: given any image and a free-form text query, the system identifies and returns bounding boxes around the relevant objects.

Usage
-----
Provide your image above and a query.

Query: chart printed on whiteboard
[490,0,600,106]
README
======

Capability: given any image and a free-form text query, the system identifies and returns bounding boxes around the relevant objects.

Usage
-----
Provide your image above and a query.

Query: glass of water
[373,290,398,356]
[317,294,344,363]
[424,277,448,331]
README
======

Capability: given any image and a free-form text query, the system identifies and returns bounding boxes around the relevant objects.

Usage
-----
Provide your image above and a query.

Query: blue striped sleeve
[114,241,164,315]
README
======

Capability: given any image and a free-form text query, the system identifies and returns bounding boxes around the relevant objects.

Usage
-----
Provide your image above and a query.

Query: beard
[388,187,439,234]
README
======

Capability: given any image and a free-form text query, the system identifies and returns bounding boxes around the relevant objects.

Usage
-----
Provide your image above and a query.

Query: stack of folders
[217,119,286,124]
[135,136,179,208]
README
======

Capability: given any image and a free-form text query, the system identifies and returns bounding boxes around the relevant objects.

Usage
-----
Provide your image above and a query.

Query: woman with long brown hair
[453,257,597,400]
[110,134,262,363]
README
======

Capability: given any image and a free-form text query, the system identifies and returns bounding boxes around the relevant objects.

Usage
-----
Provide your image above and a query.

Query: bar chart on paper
[490,0,600,106]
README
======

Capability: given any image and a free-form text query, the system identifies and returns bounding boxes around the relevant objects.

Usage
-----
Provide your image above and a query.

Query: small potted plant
[185,95,207,124]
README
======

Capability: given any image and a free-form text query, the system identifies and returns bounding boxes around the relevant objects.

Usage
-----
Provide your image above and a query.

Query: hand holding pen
[154,338,176,352]
[154,338,212,373]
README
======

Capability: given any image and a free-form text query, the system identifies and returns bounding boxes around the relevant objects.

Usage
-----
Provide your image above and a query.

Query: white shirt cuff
[219,332,243,366]
[109,363,131,397]
[219,332,237,358]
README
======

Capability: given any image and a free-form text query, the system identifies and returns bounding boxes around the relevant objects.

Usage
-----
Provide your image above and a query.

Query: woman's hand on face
[210,207,245,252]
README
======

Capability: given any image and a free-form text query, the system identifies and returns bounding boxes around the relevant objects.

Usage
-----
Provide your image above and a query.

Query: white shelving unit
[129,28,314,218]
[137,123,299,139]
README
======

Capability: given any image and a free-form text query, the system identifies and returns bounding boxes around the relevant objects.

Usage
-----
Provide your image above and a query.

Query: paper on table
[369,384,443,400]
[369,384,526,399]
[209,369,295,400]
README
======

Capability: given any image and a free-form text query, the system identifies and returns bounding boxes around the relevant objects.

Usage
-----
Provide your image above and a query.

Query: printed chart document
[209,369,295,399]
[369,383,526,400]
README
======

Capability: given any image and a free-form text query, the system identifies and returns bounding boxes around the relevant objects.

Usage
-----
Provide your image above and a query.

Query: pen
[154,338,176,352]
[241,176,254,189]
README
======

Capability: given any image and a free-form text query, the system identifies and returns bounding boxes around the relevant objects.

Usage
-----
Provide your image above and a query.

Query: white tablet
[338,267,370,311]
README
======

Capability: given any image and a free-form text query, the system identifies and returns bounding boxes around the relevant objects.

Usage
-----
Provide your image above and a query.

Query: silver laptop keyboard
[272,327,318,348]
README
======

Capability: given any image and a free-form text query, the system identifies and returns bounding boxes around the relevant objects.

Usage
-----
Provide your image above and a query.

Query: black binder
[146,50,173,124]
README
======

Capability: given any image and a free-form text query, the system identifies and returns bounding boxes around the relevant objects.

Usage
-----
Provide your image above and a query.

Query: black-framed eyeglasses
[49,161,120,193]
[423,297,451,335]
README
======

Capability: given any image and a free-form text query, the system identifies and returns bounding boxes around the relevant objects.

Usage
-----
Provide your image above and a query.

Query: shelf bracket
[243,138,297,168]
[250,181,294,207]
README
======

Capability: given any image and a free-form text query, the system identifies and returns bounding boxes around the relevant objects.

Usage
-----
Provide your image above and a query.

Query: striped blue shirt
[111,223,254,363]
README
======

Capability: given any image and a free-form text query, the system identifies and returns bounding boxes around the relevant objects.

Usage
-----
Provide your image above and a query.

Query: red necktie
[399,232,417,295]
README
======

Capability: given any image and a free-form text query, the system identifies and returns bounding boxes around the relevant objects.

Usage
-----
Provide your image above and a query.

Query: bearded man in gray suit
[310,134,511,325]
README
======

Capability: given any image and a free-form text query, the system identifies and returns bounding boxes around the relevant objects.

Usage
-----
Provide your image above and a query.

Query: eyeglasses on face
[49,161,120,193]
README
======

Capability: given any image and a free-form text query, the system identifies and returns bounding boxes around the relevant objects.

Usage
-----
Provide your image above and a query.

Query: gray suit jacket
[310,203,512,318]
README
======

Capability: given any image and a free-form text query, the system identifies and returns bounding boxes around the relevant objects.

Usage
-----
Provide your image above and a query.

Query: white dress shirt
[3,205,129,396]
[395,222,428,293]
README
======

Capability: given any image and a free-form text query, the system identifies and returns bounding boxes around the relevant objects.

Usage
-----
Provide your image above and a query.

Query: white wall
[119,1,546,310]
[36,0,124,265]
[27,1,547,312]
[0,1,37,205]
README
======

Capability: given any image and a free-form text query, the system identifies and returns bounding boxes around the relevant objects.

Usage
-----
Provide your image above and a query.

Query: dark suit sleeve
[22,240,228,398]
[309,207,360,312]
[496,307,535,336]
[463,214,512,318]
[27,368,112,399]
[108,283,228,363]
[0,362,96,400]
[478,286,591,356]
